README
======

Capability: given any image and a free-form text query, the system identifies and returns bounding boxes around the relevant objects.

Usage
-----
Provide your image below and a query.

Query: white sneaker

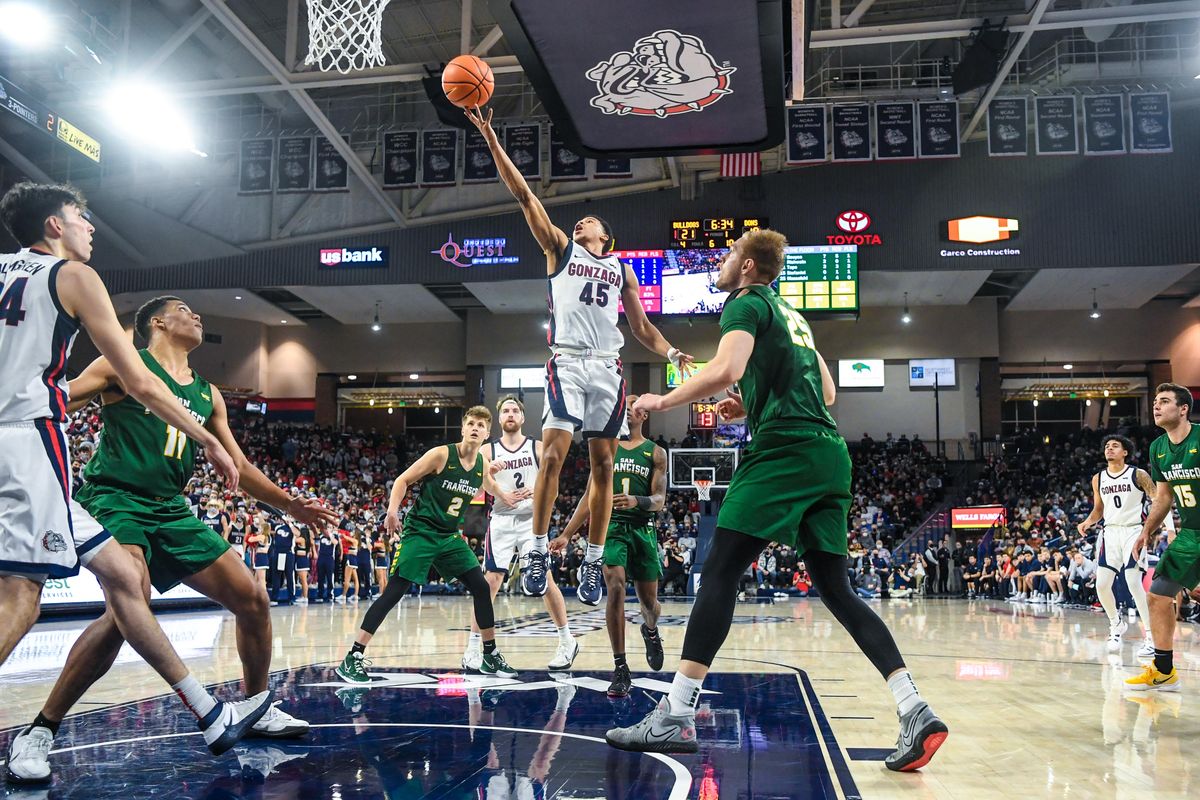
[1108,618,1129,652]
[349,595,359,604]
[548,638,581,670]
[334,595,346,604]
[1136,637,1156,660]
[296,596,308,605]
[200,690,274,755]
[5,725,53,784]
[250,701,310,738]
[462,640,483,671]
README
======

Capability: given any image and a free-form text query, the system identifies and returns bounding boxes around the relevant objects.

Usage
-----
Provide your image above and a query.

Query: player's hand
[287,496,339,530]
[488,459,504,477]
[548,535,571,555]
[463,105,496,141]
[668,347,697,376]
[511,487,533,502]
[1076,522,1090,537]
[384,508,402,536]
[496,489,522,508]
[717,388,746,421]
[633,393,666,413]
[206,443,240,492]
[613,493,637,510]
[1132,530,1151,559]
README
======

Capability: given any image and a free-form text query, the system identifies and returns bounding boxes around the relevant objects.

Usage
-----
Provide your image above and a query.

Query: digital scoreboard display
[670,217,768,249]
[690,401,719,430]
[0,74,101,162]
[613,250,662,314]
[777,245,859,312]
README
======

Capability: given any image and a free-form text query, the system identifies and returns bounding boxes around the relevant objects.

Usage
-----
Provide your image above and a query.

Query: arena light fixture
[387,407,393,415]
[901,292,911,325]
[234,295,243,300]
[1103,388,1109,397]
[369,398,375,406]
[371,303,382,332]
[1086,399,1092,406]
[347,374,357,380]
[1063,364,1073,370]
[409,373,420,380]
[1110,399,1117,406]
[1089,288,1101,319]
[104,81,206,157]
[1032,399,1039,407]
[0,3,54,49]
[434,406,440,414]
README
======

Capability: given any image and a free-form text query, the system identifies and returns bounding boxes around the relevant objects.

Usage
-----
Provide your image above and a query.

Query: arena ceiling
[0,0,1198,326]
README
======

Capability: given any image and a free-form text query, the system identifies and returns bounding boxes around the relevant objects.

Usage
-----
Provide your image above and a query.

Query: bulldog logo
[42,531,68,553]
[586,30,735,118]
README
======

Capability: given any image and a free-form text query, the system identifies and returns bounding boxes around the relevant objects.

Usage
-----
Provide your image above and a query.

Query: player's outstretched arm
[57,261,240,490]
[464,105,567,258]
[621,266,694,368]
[634,330,754,414]
[816,351,836,406]
[1077,474,1104,535]
[65,355,117,413]
[385,447,449,532]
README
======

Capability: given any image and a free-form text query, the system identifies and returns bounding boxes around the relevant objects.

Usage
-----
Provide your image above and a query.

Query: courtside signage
[319,246,389,268]
[951,506,1007,528]
[940,215,1021,257]
[827,210,882,246]
[838,359,885,388]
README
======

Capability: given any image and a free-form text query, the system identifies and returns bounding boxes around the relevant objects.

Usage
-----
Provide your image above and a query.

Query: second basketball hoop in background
[304,0,393,74]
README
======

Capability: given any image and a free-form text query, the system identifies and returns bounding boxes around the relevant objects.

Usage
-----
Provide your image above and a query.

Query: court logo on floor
[586,30,735,118]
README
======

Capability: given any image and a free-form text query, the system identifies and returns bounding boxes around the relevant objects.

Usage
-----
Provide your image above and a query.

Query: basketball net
[305,0,392,74]
[694,479,713,502]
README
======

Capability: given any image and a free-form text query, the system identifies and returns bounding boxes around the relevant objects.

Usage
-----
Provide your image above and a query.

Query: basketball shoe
[884,701,949,772]
[249,701,310,738]
[1107,618,1128,652]
[577,560,604,606]
[1136,636,1155,660]
[479,651,519,678]
[605,696,698,753]
[336,650,372,684]
[641,623,665,670]
[1125,664,1179,692]
[462,638,484,671]
[548,638,580,670]
[521,550,549,597]
[608,664,633,698]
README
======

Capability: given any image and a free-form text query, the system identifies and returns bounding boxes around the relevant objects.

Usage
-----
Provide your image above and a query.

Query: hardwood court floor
[2,594,1197,799]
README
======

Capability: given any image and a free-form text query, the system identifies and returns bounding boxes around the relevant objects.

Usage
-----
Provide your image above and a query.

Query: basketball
[442,55,494,109]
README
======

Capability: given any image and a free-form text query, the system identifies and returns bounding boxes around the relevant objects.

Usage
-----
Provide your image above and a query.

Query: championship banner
[276,136,313,192]
[1083,94,1126,155]
[594,157,632,178]
[918,100,959,158]
[1035,96,1078,155]
[987,97,1028,157]
[421,129,459,187]
[831,103,871,162]
[462,128,498,184]
[503,123,542,180]
[951,506,1007,529]
[1129,92,1172,154]
[785,105,827,164]
[549,125,586,181]
[874,101,916,160]
[313,136,349,191]
[382,131,418,188]
[238,138,273,194]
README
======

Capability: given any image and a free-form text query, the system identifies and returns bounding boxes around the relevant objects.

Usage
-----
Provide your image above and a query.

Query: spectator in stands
[890,564,913,598]
[936,536,952,594]
[1067,551,1097,606]
[962,555,981,598]
[294,527,311,604]
[316,527,338,602]
[372,531,389,594]
[269,515,297,605]
[978,556,996,598]
[855,567,881,599]
[792,561,811,597]
[661,539,688,596]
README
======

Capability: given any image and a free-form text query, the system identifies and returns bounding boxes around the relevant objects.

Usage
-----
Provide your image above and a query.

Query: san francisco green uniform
[716,285,850,555]
[604,441,663,581]
[1149,424,1200,590]
[389,444,483,584]
[76,350,227,592]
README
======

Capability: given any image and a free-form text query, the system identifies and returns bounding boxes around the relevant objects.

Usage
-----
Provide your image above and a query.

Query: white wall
[829,360,981,445]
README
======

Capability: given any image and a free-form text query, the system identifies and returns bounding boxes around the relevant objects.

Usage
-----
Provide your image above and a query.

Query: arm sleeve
[719,291,767,337]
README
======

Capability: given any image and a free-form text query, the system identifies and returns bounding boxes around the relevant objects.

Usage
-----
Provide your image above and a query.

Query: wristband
[667,347,683,368]
[635,495,655,511]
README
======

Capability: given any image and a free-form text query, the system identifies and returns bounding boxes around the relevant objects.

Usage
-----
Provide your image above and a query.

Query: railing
[890,502,953,565]
[1026,29,1200,86]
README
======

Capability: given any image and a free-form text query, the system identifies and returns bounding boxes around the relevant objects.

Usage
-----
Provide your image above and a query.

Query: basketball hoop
[304,0,392,74]
[693,479,713,502]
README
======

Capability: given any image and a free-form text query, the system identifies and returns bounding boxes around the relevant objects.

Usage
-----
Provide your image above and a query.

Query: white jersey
[489,437,538,517]
[0,248,78,424]
[1098,466,1144,527]
[547,241,625,355]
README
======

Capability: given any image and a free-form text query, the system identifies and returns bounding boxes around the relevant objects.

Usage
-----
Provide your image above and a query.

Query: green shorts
[1154,528,1200,591]
[604,521,663,582]
[76,482,230,593]
[717,428,851,556]
[389,523,480,584]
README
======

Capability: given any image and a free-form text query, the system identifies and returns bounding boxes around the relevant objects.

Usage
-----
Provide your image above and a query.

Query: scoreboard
[670,217,768,249]
[690,401,719,429]
[613,250,662,314]
[776,245,859,312]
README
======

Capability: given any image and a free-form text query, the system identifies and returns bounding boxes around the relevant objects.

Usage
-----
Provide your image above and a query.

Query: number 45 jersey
[84,350,214,500]
[547,240,625,355]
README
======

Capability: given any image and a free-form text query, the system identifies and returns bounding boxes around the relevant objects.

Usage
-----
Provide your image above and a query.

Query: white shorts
[0,422,110,582]
[1099,523,1144,572]
[485,514,535,576]
[543,353,629,440]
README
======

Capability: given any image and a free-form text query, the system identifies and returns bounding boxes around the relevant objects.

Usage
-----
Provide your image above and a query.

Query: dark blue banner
[918,101,959,158]
[785,105,827,164]
[1129,93,1172,154]
[382,131,418,188]
[1035,96,1078,155]
[875,102,916,160]
[831,104,871,162]
[987,97,1028,157]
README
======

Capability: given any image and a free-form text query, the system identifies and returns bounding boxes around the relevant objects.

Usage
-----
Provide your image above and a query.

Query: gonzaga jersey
[489,438,538,517]
[547,241,625,354]
[1098,466,1143,527]
[0,248,78,423]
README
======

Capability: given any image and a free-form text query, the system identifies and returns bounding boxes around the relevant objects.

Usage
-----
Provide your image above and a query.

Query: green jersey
[612,440,658,525]
[83,350,213,499]
[406,444,483,535]
[1150,423,1200,529]
[719,285,836,437]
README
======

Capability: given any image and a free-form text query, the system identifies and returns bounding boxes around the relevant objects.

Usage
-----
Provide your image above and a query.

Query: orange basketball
[442,55,494,109]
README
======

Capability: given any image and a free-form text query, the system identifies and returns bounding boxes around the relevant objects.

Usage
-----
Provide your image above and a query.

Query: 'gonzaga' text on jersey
[547,241,625,354]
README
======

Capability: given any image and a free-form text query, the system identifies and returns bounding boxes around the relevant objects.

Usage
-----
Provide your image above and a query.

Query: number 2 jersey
[83,350,213,499]
[1150,424,1200,530]
[0,248,79,424]
[405,444,483,535]
[547,241,625,354]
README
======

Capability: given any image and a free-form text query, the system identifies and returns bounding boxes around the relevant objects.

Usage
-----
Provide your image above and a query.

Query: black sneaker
[641,623,664,671]
[608,664,633,698]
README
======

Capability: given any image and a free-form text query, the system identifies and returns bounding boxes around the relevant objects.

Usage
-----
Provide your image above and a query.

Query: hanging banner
[382,131,418,188]
[874,101,916,160]
[462,128,498,184]
[918,101,960,158]
[594,157,632,179]
[831,104,871,162]
[238,138,273,194]
[1035,96,1078,155]
[276,136,313,192]
[421,129,459,187]
[503,124,542,180]
[1083,94,1126,155]
[549,125,586,181]
[313,136,349,191]
[785,105,828,164]
[1129,92,1172,154]
[987,97,1028,157]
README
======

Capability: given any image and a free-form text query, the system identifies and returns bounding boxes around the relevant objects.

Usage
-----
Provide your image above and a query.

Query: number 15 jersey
[547,241,625,354]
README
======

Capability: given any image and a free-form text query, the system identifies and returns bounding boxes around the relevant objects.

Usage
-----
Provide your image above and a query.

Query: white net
[305,0,392,74]
[693,479,713,501]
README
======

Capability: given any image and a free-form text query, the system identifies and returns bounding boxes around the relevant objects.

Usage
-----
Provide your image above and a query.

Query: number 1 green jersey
[1150,423,1200,530]
[83,350,213,499]
[406,444,483,535]
[612,440,658,525]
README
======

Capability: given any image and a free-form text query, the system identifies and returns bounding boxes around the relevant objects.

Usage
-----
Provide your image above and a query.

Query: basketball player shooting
[465,105,693,606]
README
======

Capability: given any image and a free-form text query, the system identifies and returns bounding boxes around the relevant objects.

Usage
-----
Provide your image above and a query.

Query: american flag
[720,152,761,177]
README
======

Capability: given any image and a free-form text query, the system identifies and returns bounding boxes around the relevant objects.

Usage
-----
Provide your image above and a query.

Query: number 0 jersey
[83,350,213,499]
[0,248,79,424]
[1150,424,1200,530]
[488,438,537,517]
[1097,466,1144,527]
[547,241,625,355]
[405,444,483,535]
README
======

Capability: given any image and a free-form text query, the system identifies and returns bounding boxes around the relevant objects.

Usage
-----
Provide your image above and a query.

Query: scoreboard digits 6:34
[671,217,768,249]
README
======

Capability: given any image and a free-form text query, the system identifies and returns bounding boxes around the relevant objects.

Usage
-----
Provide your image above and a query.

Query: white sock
[557,624,573,645]
[667,672,703,716]
[585,543,603,563]
[533,535,549,554]
[887,670,922,716]
[1096,569,1120,626]
[172,674,217,720]
[469,631,483,647]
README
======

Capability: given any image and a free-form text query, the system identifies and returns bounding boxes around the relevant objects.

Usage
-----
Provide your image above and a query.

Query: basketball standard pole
[934,372,942,459]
